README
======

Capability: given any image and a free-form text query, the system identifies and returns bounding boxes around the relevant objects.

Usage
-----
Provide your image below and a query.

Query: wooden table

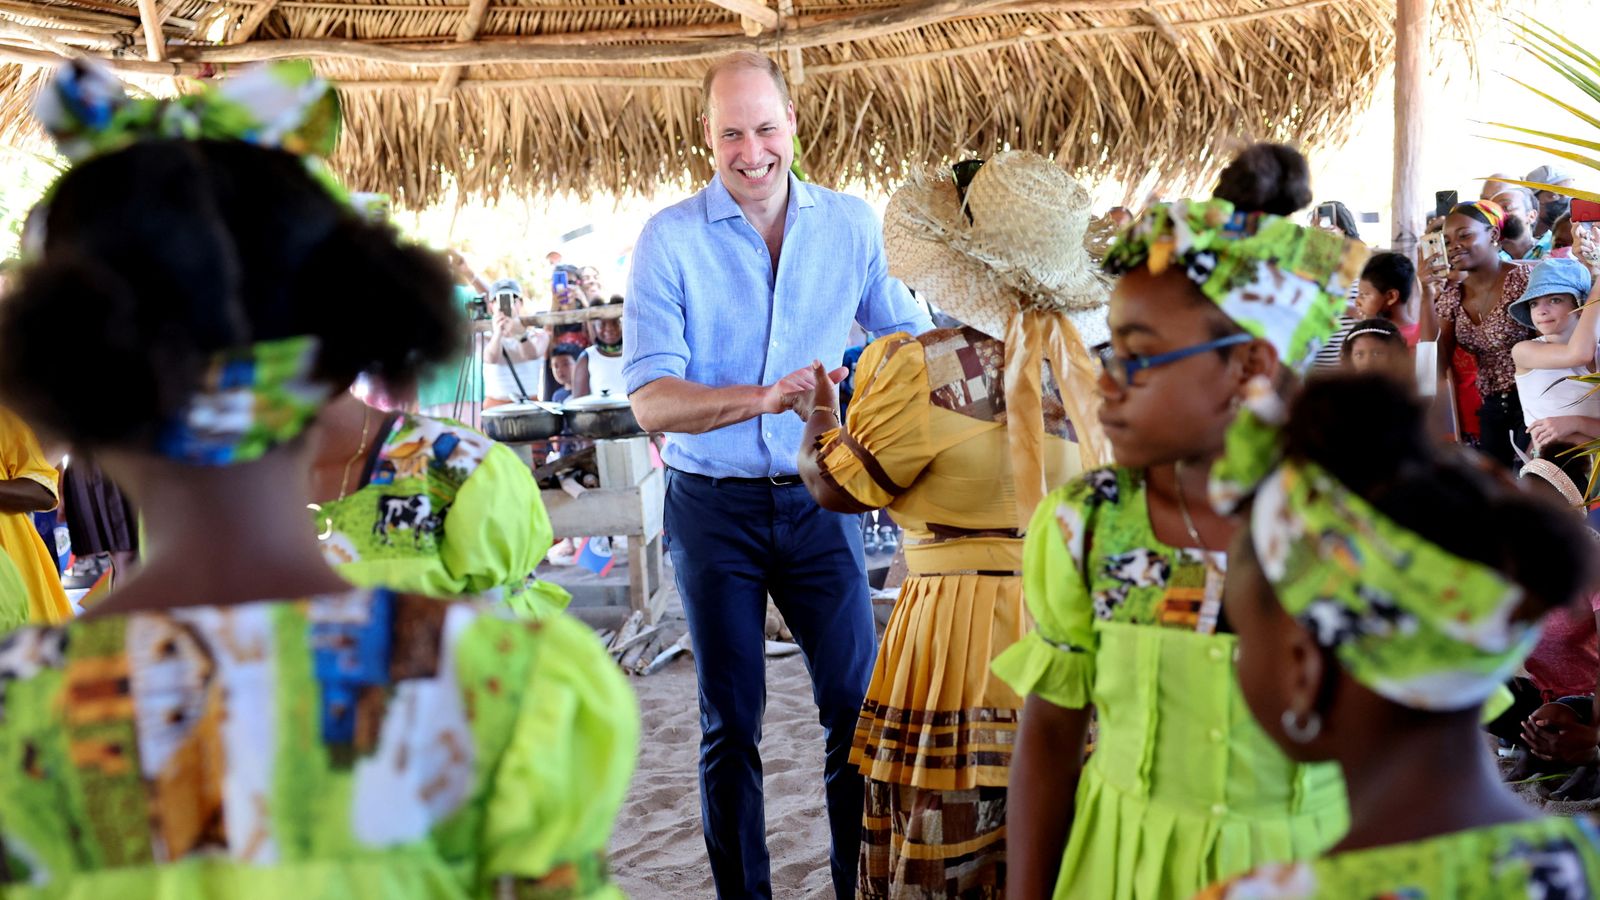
[538,437,668,623]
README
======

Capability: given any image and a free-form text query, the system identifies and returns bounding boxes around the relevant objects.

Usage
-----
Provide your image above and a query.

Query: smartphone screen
[1435,190,1459,220]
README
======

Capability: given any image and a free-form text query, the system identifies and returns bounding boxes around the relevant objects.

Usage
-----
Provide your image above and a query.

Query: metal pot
[480,401,566,442]
[562,391,643,438]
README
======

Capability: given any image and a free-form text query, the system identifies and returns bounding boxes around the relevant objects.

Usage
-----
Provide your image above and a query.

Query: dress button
[1209,728,1224,742]
[1211,803,1227,816]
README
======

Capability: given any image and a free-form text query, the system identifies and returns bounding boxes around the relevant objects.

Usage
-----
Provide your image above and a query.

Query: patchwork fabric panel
[917,327,1077,438]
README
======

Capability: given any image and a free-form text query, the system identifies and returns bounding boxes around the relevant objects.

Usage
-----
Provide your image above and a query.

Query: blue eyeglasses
[1093,333,1254,387]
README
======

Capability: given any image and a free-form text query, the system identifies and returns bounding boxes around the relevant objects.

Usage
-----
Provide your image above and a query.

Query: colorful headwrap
[1103,199,1369,373]
[35,59,340,167]
[1450,199,1505,232]
[1210,382,1536,712]
[28,61,346,466]
[156,337,332,466]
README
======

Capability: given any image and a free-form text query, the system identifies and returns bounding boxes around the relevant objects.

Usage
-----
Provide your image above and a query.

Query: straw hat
[883,151,1110,344]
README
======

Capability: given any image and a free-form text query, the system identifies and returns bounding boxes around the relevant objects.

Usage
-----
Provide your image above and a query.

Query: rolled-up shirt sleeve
[623,221,690,395]
[852,202,934,340]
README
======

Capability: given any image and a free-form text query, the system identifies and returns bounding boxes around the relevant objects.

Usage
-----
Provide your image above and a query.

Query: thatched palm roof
[0,0,1489,206]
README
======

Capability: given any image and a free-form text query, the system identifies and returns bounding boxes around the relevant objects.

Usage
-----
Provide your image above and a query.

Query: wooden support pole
[1392,0,1427,256]
[135,0,164,60]
[433,0,491,102]
[778,0,802,84]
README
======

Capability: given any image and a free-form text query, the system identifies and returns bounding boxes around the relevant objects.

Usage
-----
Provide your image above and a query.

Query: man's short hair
[701,51,791,116]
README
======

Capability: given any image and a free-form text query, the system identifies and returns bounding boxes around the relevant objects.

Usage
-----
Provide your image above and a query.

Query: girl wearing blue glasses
[994,145,1368,899]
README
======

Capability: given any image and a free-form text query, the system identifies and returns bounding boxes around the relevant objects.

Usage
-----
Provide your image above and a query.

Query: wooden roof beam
[135,0,163,59]
[703,0,777,35]
[432,0,490,101]
[172,0,1014,66]
[232,0,282,42]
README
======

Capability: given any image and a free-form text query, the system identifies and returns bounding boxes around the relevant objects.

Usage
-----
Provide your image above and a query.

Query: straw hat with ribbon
[882,151,1111,531]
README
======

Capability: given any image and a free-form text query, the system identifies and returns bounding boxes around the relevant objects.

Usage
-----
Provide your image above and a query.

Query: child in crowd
[1340,318,1411,384]
[1198,376,1600,897]
[1511,255,1600,456]
[1353,251,1420,345]
[994,144,1368,898]
[548,342,582,403]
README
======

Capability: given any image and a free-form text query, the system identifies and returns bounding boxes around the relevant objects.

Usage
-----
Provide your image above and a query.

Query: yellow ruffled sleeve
[439,442,557,603]
[813,333,933,509]
[481,613,639,897]
[991,480,1098,708]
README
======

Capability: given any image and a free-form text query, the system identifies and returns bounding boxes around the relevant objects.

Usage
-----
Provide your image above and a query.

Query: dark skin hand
[0,477,55,514]
[794,360,866,514]
[1520,610,1600,769]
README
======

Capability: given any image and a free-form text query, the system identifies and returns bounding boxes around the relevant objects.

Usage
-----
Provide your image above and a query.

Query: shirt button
[1211,803,1227,816]
[1209,728,1224,742]
[1208,646,1225,662]
[770,340,777,348]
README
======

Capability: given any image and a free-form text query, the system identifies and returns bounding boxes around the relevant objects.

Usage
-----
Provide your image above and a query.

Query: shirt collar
[705,171,814,224]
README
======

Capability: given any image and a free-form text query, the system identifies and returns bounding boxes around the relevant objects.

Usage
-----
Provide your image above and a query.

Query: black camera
[466,294,490,321]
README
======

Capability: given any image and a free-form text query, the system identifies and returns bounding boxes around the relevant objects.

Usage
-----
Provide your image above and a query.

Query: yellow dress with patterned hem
[814,326,1083,898]
[0,408,71,624]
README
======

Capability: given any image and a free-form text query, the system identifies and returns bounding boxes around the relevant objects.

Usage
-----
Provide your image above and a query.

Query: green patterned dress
[1197,816,1600,898]
[992,467,1348,899]
[317,413,570,618]
[0,589,637,898]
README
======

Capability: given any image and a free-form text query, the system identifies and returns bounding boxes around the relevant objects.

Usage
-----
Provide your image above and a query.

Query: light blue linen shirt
[624,173,932,478]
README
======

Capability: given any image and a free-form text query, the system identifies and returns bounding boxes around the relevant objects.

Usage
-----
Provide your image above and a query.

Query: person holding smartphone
[1424,200,1536,469]
[481,278,549,408]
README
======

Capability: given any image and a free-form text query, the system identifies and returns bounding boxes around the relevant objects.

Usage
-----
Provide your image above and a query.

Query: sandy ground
[609,649,837,898]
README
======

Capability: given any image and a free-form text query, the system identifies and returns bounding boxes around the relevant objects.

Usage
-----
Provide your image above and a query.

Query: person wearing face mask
[623,50,933,899]
[1528,164,1577,238]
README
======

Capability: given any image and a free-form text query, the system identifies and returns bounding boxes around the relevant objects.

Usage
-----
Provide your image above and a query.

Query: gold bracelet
[808,407,840,423]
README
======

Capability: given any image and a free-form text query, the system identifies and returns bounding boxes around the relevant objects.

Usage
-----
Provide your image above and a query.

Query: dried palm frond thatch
[0,0,1499,206]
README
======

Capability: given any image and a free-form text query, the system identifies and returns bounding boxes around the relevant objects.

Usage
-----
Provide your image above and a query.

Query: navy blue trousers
[664,469,876,899]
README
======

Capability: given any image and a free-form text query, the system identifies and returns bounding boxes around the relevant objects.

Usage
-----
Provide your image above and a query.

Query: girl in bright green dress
[992,148,1370,898]
[1195,375,1600,899]
[309,391,571,619]
[0,62,636,899]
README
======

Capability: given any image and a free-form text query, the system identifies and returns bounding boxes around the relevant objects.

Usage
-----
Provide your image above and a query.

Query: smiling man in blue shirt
[624,51,931,900]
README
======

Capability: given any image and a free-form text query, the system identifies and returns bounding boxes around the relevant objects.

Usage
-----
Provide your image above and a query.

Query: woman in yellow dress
[0,406,71,622]
[797,153,1110,897]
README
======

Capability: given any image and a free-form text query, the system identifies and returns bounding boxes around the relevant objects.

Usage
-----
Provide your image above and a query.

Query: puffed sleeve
[990,478,1100,708]
[479,613,639,898]
[0,408,59,503]
[439,442,555,605]
[811,333,934,510]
